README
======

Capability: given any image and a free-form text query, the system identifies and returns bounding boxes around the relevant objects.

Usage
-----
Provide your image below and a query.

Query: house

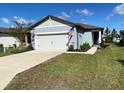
[30,15,103,51]
[0,28,31,48]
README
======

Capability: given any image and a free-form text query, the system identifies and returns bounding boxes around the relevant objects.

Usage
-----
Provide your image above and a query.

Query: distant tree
[111,28,118,42]
[119,30,124,43]
[103,27,111,43]
[104,27,111,38]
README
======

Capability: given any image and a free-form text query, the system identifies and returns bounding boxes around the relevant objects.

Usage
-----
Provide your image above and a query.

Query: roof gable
[34,17,70,29]
[30,15,75,29]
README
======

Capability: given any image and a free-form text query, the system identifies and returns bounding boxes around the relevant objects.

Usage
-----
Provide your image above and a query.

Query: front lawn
[5,44,124,89]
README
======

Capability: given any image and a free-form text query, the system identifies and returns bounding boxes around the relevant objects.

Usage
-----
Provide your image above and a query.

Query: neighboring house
[30,15,104,51]
[0,28,31,48]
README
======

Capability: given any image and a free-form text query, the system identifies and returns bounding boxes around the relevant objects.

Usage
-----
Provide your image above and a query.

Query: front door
[93,32,99,44]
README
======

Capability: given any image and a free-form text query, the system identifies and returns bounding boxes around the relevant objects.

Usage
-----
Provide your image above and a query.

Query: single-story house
[31,15,103,50]
[0,28,31,48]
[30,15,104,51]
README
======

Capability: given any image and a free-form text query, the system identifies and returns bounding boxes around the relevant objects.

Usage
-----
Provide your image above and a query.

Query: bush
[0,44,4,52]
[0,45,33,57]
[100,43,109,48]
[115,42,124,46]
[80,43,90,51]
[68,44,74,51]
[0,44,3,48]
[6,46,32,54]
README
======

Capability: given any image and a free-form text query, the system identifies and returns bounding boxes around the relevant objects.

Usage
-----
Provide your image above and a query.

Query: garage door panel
[37,34,68,50]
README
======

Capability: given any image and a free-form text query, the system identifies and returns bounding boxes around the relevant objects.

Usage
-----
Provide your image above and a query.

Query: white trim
[35,31,69,35]
[98,31,101,43]
[34,25,69,29]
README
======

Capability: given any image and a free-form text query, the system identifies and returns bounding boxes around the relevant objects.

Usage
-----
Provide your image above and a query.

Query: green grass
[5,44,124,89]
[0,47,32,57]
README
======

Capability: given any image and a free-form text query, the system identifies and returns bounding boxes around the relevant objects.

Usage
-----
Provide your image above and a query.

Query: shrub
[6,46,32,54]
[104,37,112,43]
[80,43,90,51]
[68,44,74,51]
[115,41,124,46]
[0,44,4,52]
[0,45,33,57]
[100,43,109,48]
[0,44,3,48]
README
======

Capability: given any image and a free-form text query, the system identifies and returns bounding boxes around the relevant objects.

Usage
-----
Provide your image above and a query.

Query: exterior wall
[77,28,93,49]
[0,33,20,48]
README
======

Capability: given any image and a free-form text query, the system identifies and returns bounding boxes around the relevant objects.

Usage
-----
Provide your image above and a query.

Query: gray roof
[30,15,104,31]
[76,23,103,30]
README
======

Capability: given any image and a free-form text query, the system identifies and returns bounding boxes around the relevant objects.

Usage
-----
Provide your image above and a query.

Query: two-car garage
[31,15,75,51]
[35,33,69,51]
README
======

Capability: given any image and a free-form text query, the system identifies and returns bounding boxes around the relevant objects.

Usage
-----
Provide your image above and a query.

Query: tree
[104,27,110,38]
[103,27,111,43]
[111,28,118,42]
[119,30,124,43]
[9,18,33,47]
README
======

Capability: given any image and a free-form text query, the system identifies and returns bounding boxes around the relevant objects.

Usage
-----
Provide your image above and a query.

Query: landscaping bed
[68,42,91,52]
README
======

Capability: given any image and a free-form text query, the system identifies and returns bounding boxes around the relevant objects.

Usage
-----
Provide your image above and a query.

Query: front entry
[93,32,99,44]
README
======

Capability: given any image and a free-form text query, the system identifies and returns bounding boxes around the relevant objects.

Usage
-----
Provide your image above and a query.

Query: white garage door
[37,34,68,51]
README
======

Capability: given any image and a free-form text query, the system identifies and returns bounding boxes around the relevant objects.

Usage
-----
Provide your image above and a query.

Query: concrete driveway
[0,50,63,89]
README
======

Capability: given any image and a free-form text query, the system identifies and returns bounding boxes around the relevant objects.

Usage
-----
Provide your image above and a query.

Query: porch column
[25,34,28,46]
[98,31,101,44]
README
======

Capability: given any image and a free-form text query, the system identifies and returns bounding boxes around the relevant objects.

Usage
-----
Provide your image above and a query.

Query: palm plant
[9,18,33,47]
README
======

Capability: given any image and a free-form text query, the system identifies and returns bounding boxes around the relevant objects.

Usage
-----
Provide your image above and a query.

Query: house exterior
[0,28,31,48]
[30,15,103,51]
[0,28,20,48]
